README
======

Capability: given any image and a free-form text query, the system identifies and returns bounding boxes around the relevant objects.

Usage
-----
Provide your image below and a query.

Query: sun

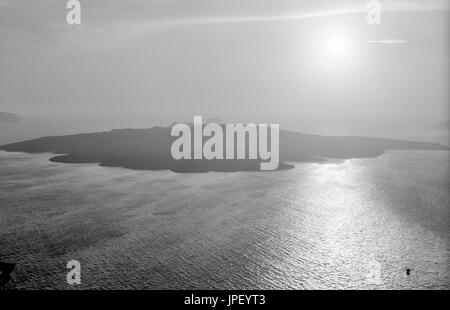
[319,34,358,70]
[308,27,359,72]
[327,36,347,55]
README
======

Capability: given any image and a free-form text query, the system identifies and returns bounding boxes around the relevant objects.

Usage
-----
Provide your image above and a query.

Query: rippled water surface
[0,150,449,289]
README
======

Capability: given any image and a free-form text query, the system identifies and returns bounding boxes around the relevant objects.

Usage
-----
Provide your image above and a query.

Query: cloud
[368,39,408,44]
[92,1,449,29]
[0,0,447,50]
[140,9,361,27]
[67,0,447,48]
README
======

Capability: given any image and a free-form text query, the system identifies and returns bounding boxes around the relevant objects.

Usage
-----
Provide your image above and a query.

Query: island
[0,125,448,172]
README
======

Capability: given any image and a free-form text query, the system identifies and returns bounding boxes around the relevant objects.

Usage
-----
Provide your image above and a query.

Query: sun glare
[327,36,347,55]
[314,32,358,72]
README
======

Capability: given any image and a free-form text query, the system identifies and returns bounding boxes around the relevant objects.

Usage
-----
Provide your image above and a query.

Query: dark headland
[0,126,448,173]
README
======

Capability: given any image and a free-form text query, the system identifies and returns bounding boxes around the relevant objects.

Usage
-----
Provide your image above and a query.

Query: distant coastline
[1,126,448,173]
[0,112,22,123]
[429,120,450,131]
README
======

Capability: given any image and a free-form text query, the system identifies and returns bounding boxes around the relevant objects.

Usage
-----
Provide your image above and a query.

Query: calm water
[0,150,449,289]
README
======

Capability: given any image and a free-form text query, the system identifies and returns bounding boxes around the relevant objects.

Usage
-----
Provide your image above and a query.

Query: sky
[0,0,449,137]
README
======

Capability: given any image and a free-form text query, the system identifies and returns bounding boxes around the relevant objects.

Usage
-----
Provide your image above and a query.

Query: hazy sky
[0,0,448,135]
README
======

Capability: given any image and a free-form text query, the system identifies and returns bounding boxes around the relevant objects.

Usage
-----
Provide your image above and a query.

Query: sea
[0,146,448,289]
